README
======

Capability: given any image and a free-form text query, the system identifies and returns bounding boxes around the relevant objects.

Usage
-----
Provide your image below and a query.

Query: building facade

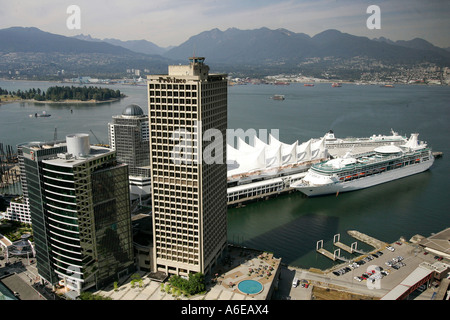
[147,57,228,276]
[108,104,151,201]
[23,134,134,293]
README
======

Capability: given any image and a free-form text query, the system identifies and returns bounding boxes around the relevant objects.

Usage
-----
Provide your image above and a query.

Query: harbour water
[1,79,449,270]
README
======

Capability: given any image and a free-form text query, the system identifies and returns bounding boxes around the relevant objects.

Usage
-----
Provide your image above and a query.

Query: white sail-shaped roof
[254,136,269,149]
[282,140,298,165]
[268,134,299,166]
[297,139,312,162]
[311,137,327,159]
[227,135,329,178]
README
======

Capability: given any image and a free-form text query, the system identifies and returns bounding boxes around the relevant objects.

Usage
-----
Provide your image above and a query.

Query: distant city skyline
[0,0,449,48]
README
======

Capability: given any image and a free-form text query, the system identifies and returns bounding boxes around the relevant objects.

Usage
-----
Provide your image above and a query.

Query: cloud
[0,0,448,47]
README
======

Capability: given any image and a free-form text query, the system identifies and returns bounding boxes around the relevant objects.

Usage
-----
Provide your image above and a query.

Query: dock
[333,234,354,253]
[347,230,387,250]
[316,240,349,262]
[316,231,386,263]
[317,248,338,261]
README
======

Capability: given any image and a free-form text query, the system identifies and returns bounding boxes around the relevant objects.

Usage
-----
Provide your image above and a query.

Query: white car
[387,246,395,252]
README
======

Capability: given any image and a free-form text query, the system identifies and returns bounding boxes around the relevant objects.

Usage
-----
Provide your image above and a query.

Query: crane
[89,129,103,145]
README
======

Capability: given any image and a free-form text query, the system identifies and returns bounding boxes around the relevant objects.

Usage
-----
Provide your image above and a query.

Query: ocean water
[1,79,449,269]
[227,82,450,269]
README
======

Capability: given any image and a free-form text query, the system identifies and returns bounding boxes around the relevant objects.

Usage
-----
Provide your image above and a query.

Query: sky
[1,0,449,48]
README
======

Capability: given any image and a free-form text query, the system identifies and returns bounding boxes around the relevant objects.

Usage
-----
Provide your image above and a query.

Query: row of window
[149,83,198,90]
[149,90,197,97]
[149,97,198,105]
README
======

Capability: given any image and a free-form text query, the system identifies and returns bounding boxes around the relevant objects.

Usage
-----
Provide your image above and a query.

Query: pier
[316,240,349,262]
[347,230,388,250]
[333,234,368,255]
[333,234,354,253]
[316,231,386,263]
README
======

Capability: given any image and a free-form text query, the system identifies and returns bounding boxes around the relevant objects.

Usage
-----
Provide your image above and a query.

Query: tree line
[0,85,125,102]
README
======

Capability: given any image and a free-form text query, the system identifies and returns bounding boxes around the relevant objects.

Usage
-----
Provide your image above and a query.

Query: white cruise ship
[291,133,434,197]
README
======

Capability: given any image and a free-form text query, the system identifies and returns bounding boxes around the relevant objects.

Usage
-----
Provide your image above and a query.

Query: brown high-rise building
[147,57,228,276]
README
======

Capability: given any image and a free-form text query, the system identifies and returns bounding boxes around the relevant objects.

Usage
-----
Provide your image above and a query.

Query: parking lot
[279,240,447,300]
[326,241,441,292]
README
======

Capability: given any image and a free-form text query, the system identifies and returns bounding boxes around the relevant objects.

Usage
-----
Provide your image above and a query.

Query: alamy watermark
[66,5,81,30]
[170,120,279,165]
[367,5,381,30]
[365,265,383,290]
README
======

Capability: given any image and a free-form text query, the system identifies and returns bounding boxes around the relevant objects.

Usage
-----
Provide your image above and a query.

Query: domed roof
[122,104,144,116]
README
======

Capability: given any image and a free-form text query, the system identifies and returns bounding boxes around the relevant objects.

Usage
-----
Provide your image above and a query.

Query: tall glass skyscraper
[147,57,228,276]
[23,134,134,293]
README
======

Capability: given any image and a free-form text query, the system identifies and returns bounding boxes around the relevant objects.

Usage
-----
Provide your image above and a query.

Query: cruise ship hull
[293,158,434,197]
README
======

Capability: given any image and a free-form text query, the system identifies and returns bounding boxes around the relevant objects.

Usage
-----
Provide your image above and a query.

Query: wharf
[317,248,337,261]
[316,240,349,262]
[317,231,387,263]
[347,230,387,250]
[333,233,355,254]
[334,241,353,254]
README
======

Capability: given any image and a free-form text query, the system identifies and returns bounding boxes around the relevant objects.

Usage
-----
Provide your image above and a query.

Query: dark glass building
[22,134,134,293]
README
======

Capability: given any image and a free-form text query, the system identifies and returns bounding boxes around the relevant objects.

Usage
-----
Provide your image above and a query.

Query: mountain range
[164,27,450,66]
[72,34,173,56]
[0,26,449,79]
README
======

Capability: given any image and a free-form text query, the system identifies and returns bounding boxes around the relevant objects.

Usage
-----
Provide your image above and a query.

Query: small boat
[331,83,342,87]
[34,111,51,118]
[270,95,285,100]
[304,83,314,87]
[380,84,395,88]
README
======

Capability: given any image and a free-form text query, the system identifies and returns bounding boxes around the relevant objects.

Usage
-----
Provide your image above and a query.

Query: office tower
[147,57,228,276]
[23,134,134,293]
[19,140,67,285]
[108,104,151,200]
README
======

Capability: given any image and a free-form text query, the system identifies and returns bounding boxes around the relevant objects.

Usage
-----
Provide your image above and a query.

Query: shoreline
[0,97,124,106]
[2,77,447,86]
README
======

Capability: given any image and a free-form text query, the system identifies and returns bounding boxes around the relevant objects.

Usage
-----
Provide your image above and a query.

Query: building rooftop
[122,104,145,117]
[43,145,114,168]
[417,228,450,258]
